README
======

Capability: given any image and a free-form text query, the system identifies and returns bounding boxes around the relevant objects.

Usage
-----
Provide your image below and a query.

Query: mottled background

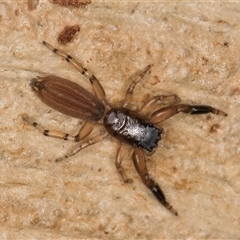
[0,1,239,239]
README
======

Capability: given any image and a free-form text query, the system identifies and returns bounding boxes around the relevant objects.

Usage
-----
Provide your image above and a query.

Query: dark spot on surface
[50,0,91,8]
[58,25,80,45]
[223,41,229,47]
[209,124,220,133]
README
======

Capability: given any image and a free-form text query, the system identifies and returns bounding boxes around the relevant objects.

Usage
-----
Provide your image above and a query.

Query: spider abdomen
[104,108,162,152]
[30,76,105,121]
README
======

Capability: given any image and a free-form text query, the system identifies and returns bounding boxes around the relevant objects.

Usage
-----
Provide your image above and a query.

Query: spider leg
[115,144,133,183]
[123,65,151,107]
[22,114,94,142]
[139,94,180,115]
[151,104,227,124]
[42,41,107,104]
[132,148,178,216]
[55,131,108,162]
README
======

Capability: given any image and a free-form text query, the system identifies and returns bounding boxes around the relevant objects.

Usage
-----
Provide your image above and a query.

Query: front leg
[151,104,227,124]
[132,148,178,216]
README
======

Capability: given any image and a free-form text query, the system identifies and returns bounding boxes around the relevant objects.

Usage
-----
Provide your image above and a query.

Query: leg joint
[43,130,49,136]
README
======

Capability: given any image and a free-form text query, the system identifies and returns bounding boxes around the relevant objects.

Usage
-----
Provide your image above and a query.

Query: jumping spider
[23,41,227,215]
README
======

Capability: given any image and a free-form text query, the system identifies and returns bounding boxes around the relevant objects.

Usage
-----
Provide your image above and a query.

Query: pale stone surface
[0,1,239,239]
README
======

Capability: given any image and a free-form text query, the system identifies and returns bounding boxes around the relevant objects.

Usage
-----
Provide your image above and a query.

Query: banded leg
[55,131,108,162]
[151,104,228,124]
[139,94,180,115]
[115,144,133,183]
[42,41,106,103]
[22,114,94,142]
[132,148,178,216]
[123,64,152,107]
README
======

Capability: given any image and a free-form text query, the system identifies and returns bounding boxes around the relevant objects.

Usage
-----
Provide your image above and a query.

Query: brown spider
[23,41,227,216]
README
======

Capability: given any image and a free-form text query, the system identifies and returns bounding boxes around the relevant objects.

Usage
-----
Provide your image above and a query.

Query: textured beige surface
[0,1,240,239]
